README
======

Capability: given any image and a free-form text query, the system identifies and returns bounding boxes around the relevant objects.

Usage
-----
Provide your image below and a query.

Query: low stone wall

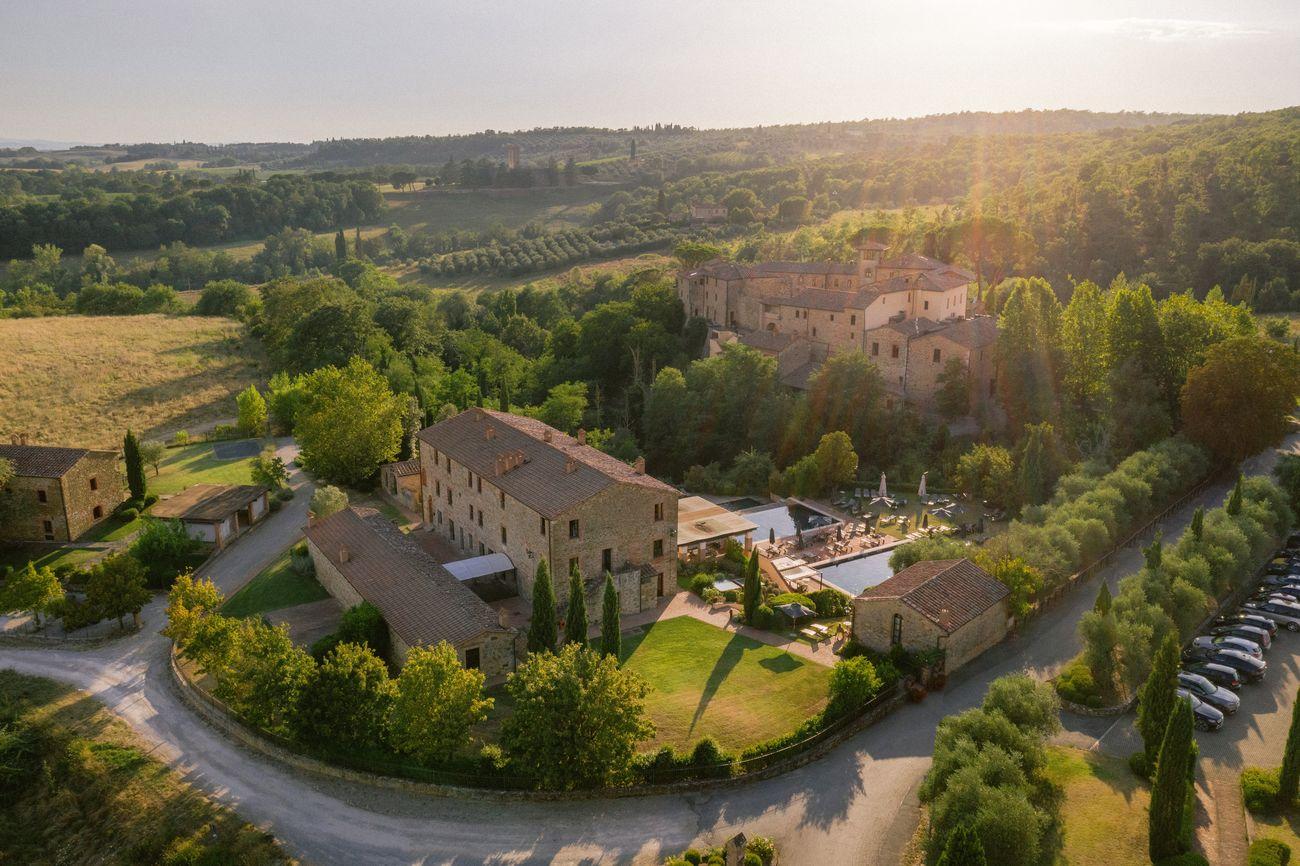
[169,646,907,802]
[1059,693,1138,718]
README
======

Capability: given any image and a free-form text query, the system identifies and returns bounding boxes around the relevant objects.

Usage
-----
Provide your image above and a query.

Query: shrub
[689,573,718,596]
[130,518,205,588]
[276,487,295,501]
[701,588,723,604]
[1249,838,1292,866]
[752,603,774,629]
[682,849,703,865]
[808,587,849,617]
[143,493,159,507]
[57,595,104,631]
[746,837,777,866]
[1129,751,1151,779]
[1243,767,1283,814]
[1055,658,1103,708]
[172,430,190,445]
[120,507,140,521]
[689,736,735,779]
[768,591,815,609]
[827,656,883,720]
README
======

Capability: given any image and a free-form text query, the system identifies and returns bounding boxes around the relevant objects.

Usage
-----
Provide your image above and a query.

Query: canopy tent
[676,496,758,548]
[442,552,515,582]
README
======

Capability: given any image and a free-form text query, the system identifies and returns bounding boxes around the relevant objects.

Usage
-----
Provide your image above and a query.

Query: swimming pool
[816,551,895,596]
[742,502,838,541]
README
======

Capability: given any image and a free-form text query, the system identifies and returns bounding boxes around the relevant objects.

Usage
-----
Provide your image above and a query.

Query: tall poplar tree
[527,560,557,653]
[600,572,621,658]
[334,229,347,261]
[743,549,762,623]
[123,429,146,502]
[564,562,588,647]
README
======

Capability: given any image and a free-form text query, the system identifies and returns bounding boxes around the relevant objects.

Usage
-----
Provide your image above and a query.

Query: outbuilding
[150,483,269,550]
[850,558,1010,673]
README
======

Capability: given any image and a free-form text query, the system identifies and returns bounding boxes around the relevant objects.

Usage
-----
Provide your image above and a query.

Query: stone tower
[855,237,888,285]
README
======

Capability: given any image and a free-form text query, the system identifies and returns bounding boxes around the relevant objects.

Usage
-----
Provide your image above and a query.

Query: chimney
[485,425,496,440]
[577,428,586,446]
[339,545,350,563]
[633,456,645,475]
[495,455,505,476]
[543,429,553,443]
[565,457,577,474]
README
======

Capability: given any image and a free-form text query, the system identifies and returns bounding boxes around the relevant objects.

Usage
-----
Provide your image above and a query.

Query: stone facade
[851,591,1009,673]
[0,448,124,543]
[420,428,676,614]
[865,317,999,414]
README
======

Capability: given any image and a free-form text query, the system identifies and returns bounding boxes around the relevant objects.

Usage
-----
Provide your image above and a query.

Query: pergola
[676,496,757,562]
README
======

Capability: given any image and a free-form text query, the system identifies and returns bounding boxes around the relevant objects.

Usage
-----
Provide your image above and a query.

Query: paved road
[1,436,1294,865]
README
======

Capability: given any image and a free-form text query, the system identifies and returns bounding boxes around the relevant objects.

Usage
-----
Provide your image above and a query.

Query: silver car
[1192,634,1263,659]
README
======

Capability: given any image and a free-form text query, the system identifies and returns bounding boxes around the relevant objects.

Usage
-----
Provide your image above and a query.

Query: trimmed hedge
[1243,767,1284,814]
[1249,838,1292,866]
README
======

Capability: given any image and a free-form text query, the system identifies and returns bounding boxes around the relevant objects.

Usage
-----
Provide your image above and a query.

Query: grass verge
[0,669,291,864]
[222,550,328,618]
[1044,746,1151,866]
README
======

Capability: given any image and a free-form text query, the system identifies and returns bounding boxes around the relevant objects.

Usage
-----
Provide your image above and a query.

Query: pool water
[723,497,765,511]
[742,503,837,541]
[817,551,895,596]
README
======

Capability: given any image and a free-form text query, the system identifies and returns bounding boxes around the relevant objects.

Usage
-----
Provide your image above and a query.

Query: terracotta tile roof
[857,558,1008,634]
[0,444,93,478]
[417,409,675,519]
[924,316,998,349]
[687,261,751,281]
[916,270,972,291]
[856,240,890,251]
[873,275,918,295]
[752,261,857,276]
[739,330,795,354]
[779,360,822,390]
[151,483,268,522]
[881,253,950,271]
[305,507,508,648]
[383,458,421,478]
[870,316,948,338]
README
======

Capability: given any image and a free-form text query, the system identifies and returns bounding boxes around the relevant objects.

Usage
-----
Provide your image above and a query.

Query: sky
[1,0,1298,145]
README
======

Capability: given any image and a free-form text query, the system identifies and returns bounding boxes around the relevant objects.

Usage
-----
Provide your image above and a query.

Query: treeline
[0,173,384,258]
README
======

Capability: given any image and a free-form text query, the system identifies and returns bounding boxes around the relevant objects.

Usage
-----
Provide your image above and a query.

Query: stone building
[689,202,728,223]
[865,315,999,413]
[305,506,516,679]
[679,241,991,414]
[850,558,1010,673]
[416,408,678,614]
[0,440,125,542]
[378,458,421,513]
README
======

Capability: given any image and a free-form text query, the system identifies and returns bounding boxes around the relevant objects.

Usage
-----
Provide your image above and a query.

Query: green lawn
[151,439,272,496]
[75,511,146,543]
[222,550,328,618]
[0,545,101,576]
[1045,746,1151,866]
[619,616,832,753]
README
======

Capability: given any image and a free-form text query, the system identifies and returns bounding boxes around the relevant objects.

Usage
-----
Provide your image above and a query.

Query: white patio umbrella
[918,472,928,498]
[877,473,887,499]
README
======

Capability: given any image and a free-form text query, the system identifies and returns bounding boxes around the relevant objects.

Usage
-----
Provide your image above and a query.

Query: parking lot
[1059,545,1300,864]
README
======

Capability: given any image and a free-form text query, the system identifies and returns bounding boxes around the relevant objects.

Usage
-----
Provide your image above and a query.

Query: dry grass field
[0,314,265,448]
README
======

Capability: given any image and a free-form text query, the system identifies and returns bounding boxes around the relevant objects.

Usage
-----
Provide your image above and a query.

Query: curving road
[2,436,1295,865]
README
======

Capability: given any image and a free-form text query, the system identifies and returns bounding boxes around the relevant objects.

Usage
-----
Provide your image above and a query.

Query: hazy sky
[2,0,1298,144]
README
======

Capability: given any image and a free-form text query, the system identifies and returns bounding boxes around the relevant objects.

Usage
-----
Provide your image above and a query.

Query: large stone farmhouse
[678,241,998,414]
[0,439,125,542]
[417,408,680,615]
[305,506,515,678]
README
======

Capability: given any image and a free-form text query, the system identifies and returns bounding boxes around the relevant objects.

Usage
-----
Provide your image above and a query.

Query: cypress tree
[1143,531,1163,571]
[527,560,557,653]
[936,823,987,866]
[1190,506,1204,542]
[122,429,146,502]
[600,571,621,659]
[334,229,347,261]
[742,549,761,623]
[1149,697,1194,862]
[1138,632,1181,766]
[1093,580,1112,616]
[1227,474,1244,516]
[563,562,588,646]
[1278,688,1300,804]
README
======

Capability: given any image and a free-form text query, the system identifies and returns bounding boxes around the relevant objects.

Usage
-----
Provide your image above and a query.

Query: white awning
[442,553,515,582]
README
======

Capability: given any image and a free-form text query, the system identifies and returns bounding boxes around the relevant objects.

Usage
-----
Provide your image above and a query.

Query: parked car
[1244,599,1300,631]
[1183,661,1242,691]
[1192,635,1263,659]
[1256,584,1300,602]
[1182,646,1266,682]
[1210,623,1272,649]
[1261,574,1300,588]
[1176,689,1225,731]
[1214,612,1278,637]
[1177,671,1241,714]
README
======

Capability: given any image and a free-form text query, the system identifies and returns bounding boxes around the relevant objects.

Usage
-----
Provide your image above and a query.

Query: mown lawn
[1250,810,1300,853]
[222,550,328,618]
[0,670,290,864]
[151,439,272,496]
[1045,746,1151,866]
[0,544,101,575]
[619,616,832,753]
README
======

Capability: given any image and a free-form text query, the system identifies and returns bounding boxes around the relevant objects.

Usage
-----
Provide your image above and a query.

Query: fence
[171,646,909,798]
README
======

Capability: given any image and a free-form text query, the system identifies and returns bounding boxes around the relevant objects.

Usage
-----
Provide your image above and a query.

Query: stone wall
[851,595,1010,673]
[0,450,123,542]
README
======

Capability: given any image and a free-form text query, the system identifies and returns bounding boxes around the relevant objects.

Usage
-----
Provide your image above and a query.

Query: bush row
[419,223,685,278]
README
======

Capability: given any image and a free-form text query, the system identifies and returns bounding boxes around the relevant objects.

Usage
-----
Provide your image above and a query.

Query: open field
[620,616,831,752]
[1045,746,1151,866]
[379,184,619,234]
[389,251,677,296]
[0,669,290,864]
[222,549,329,618]
[150,438,273,496]
[0,314,265,448]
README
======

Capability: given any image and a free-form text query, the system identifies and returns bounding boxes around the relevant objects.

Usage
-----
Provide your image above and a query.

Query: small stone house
[851,558,1010,673]
[150,483,269,550]
[378,458,421,513]
[305,506,516,679]
[0,440,125,542]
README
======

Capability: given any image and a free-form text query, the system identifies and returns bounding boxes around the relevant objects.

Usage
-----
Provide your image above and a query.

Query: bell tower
[855,238,887,285]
